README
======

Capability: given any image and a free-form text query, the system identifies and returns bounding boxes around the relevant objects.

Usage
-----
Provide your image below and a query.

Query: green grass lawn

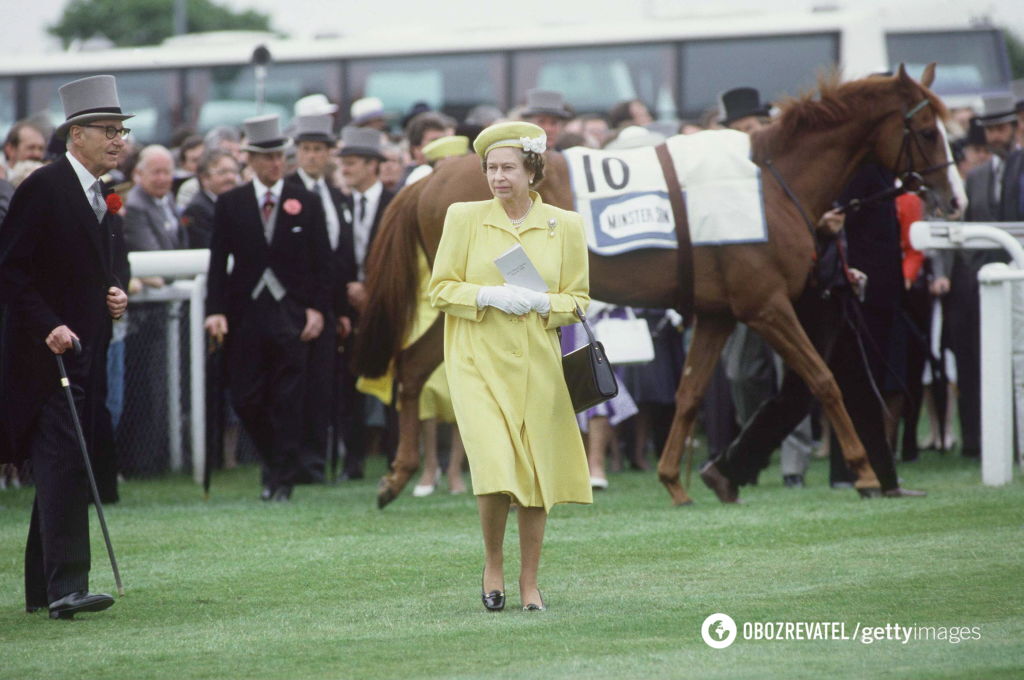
[1,451,1022,680]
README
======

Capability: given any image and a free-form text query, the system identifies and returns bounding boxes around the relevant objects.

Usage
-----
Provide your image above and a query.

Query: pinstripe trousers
[24,387,91,607]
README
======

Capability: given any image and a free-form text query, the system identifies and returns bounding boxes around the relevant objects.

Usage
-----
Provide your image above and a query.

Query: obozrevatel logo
[701,613,738,649]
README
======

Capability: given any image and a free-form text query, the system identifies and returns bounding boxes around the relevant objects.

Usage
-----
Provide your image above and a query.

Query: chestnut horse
[354,65,961,508]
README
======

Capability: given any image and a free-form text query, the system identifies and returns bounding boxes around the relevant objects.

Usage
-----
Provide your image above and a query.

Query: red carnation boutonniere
[283,198,302,216]
[105,193,123,213]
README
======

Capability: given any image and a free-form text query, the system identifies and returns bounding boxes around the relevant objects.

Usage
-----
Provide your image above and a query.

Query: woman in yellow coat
[429,121,592,612]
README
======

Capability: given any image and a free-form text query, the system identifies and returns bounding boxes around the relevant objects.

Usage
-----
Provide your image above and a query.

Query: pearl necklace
[509,202,533,226]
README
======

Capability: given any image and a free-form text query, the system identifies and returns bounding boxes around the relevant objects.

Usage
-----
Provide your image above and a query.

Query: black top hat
[718,87,772,126]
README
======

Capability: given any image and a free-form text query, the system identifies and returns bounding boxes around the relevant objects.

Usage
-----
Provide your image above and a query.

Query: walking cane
[56,338,125,597]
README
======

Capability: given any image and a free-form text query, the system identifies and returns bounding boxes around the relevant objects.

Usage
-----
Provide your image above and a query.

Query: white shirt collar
[296,168,323,192]
[252,176,284,200]
[354,180,383,204]
[66,151,101,198]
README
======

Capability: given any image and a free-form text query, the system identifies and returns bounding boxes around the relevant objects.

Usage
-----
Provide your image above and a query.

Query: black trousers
[715,290,900,491]
[298,320,338,483]
[946,259,981,456]
[227,293,308,490]
[25,388,91,607]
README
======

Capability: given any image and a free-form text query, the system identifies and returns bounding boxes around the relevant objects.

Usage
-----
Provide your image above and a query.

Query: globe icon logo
[701,613,738,649]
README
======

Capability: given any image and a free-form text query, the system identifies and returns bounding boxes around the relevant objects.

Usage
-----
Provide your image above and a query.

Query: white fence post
[167,300,183,471]
[978,263,1014,486]
[190,275,207,485]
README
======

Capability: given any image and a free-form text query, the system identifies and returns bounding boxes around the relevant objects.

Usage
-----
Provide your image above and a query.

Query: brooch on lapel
[547,218,557,238]
[283,198,302,216]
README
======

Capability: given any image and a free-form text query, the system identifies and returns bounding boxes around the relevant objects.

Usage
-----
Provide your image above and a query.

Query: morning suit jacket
[284,172,357,319]
[344,185,394,278]
[181,188,216,249]
[123,184,188,251]
[206,180,331,326]
[0,155,130,464]
[999,148,1024,223]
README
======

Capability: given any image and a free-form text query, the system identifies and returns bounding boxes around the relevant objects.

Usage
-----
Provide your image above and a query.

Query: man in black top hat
[0,74,132,619]
[718,87,772,135]
[204,114,331,500]
[285,114,356,483]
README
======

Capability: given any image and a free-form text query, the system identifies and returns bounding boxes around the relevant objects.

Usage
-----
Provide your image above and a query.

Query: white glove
[506,285,551,315]
[476,285,531,315]
[665,309,684,329]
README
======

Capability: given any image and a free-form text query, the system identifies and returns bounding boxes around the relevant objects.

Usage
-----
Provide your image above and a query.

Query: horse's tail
[352,178,428,378]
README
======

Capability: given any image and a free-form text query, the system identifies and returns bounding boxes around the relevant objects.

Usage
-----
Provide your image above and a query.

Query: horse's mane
[762,70,948,147]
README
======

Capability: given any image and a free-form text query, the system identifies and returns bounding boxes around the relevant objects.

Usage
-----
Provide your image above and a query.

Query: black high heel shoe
[481,569,505,612]
[522,590,545,612]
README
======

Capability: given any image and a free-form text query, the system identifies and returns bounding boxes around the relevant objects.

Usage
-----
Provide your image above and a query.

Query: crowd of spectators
[2,75,1022,497]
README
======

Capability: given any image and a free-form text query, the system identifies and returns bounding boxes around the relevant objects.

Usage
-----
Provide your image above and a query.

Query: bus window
[887,30,1010,95]
[679,33,838,119]
[25,70,180,145]
[347,53,506,125]
[512,44,675,119]
[0,78,15,139]
[187,60,342,134]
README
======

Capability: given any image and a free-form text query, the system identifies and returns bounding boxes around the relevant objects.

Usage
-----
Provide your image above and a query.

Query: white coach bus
[0,4,1012,144]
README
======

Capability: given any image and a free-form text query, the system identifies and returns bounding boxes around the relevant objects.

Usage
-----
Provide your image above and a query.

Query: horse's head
[872,64,966,219]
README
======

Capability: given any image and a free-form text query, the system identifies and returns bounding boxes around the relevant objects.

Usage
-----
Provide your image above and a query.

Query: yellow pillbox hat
[422,135,470,163]
[472,121,546,158]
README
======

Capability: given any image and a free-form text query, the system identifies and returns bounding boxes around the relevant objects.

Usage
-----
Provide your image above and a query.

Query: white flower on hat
[520,134,547,154]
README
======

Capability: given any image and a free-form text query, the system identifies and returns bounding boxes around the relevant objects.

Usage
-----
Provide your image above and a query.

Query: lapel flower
[283,198,302,216]
[105,193,123,213]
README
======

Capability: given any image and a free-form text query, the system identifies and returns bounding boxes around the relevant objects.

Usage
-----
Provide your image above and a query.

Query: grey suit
[123,185,187,252]
[0,178,14,224]
[947,157,1015,455]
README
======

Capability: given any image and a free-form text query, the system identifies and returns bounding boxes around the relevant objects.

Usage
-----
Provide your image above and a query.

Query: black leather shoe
[783,474,804,488]
[522,591,546,611]
[481,568,505,612]
[26,605,44,614]
[482,589,505,611]
[272,485,292,502]
[48,591,114,620]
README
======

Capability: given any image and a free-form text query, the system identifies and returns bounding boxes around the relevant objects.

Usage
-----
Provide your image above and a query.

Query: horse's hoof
[674,498,695,507]
[857,487,882,499]
[377,478,399,509]
[699,461,740,503]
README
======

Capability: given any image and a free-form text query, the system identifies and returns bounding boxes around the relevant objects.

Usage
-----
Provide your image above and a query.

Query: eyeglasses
[80,124,131,139]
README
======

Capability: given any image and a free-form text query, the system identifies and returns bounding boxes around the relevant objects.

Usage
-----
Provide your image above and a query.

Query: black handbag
[562,304,619,413]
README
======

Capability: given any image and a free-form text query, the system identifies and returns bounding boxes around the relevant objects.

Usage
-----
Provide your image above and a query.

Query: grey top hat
[56,75,134,139]
[1011,78,1024,112]
[338,126,384,160]
[293,114,336,144]
[718,87,772,126]
[241,114,290,153]
[977,94,1017,126]
[521,89,572,120]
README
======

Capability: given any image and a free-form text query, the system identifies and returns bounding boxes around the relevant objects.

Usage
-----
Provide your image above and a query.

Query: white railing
[127,249,210,484]
[909,222,1024,486]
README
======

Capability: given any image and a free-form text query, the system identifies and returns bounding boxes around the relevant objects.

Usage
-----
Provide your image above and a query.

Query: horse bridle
[891,97,954,187]
[837,96,954,214]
